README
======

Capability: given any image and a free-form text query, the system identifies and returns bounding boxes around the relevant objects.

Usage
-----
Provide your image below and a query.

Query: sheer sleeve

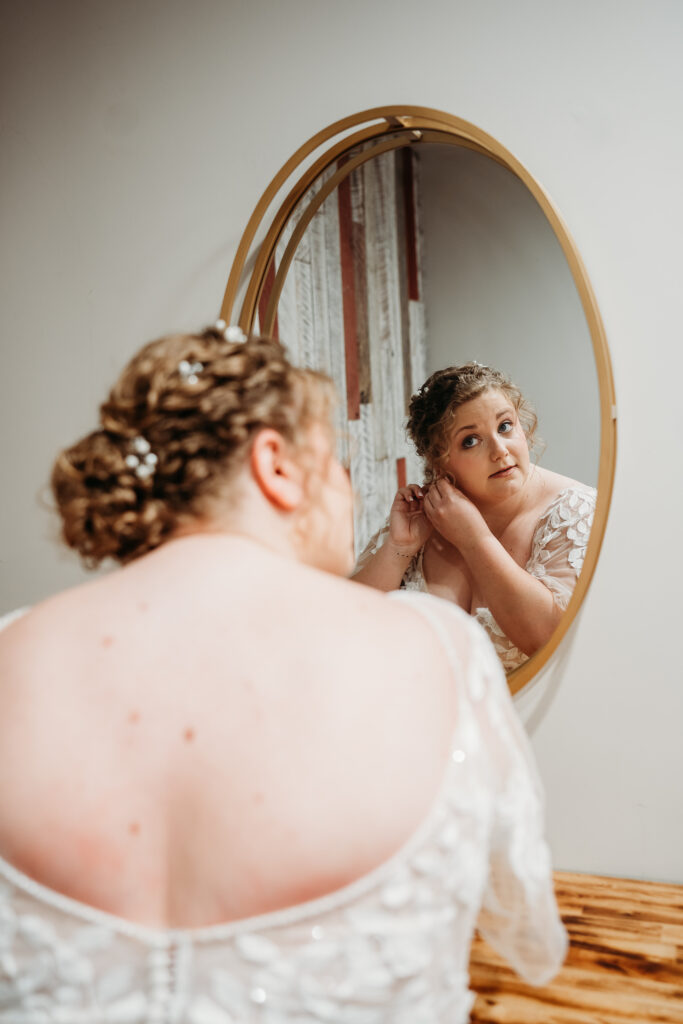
[0,608,29,632]
[388,591,567,985]
[527,486,596,611]
[471,629,568,984]
[353,517,391,573]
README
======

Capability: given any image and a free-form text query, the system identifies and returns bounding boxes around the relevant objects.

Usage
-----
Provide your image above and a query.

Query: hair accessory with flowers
[215,318,247,344]
[178,359,204,384]
[124,436,158,480]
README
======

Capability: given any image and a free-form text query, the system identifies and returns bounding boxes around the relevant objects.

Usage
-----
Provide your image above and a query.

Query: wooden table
[469,871,683,1023]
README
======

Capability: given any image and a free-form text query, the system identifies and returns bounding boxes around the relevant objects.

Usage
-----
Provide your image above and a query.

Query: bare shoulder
[534,467,595,507]
[310,571,473,682]
[0,574,102,677]
[0,540,469,712]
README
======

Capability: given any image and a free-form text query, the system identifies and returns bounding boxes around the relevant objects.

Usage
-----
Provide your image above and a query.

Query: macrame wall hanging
[255,147,427,557]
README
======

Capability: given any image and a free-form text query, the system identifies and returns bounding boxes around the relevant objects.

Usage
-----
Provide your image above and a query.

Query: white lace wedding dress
[0,594,566,1023]
[358,485,596,673]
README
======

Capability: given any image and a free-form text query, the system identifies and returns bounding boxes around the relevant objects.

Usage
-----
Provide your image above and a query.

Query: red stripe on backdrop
[394,152,413,413]
[396,457,407,489]
[402,150,419,302]
[258,259,280,340]
[338,167,361,421]
[352,187,371,406]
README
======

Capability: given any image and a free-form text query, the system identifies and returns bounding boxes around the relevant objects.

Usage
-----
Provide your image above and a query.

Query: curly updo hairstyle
[407,362,540,482]
[51,327,335,567]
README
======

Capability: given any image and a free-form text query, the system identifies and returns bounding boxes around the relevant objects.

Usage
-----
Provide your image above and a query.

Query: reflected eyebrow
[454,409,513,436]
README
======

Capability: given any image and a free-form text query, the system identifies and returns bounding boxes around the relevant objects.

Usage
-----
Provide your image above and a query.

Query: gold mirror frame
[219,105,617,695]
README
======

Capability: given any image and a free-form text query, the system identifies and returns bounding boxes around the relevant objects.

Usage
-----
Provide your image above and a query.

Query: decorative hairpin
[125,436,158,480]
[215,318,247,344]
[178,359,203,384]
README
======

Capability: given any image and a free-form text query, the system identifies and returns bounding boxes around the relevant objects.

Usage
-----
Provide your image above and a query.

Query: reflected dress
[358,485,596,673]
[0,593,566,1023]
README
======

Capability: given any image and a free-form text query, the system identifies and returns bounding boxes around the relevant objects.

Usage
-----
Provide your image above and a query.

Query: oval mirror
[219,106,616,694]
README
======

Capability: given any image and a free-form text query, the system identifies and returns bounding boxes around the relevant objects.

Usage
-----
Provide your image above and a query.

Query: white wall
[2,0,682,882]
[420,144,599,486]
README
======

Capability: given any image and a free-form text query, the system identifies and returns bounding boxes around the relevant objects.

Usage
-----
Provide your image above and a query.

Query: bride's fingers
[394,485,424,505]
[424,488,448,519]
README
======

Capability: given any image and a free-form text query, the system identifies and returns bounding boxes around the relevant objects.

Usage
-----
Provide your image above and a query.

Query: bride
[354,362,596,673]
[0,328,566,1022]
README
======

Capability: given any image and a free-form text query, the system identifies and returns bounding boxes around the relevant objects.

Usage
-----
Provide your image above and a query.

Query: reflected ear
[250,429,305,511]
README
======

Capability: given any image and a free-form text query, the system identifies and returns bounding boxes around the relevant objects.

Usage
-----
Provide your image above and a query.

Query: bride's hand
[388,485,433,554]
[423,478,489,549]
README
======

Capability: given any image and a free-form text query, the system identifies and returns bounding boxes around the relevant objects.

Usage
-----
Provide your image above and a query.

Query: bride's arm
[457,533,563,654]
[351,532,415,591]
[423,480,562,656]
[351,485,432,591]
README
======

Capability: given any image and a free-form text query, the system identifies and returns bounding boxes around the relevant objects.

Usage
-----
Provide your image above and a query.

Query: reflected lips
[490,465,516,478]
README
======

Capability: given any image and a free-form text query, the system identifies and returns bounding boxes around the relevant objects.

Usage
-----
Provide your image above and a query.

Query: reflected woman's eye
[499,420,513,434]
[462,435,478,449]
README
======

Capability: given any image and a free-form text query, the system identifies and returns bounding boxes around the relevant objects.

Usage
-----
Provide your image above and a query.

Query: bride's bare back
[0,535,460,928]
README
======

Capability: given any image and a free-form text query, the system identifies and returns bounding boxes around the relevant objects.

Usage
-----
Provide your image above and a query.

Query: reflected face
[302,422,355,576]
[442,388,531,505]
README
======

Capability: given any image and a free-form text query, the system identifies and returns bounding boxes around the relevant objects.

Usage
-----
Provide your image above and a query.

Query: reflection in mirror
[257,145,428,552]
[419,144,599,486]
[251,139,600,675]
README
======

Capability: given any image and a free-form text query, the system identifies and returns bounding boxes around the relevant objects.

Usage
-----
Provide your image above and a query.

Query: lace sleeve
[527,486,596,611]
[387,592,567,984]
[471,629,568,985]
[353,517,391,573]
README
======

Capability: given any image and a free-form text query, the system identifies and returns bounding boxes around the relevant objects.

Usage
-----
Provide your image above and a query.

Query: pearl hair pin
[215,318,247,344]
[178,359,203,384]
[125,436,158,480]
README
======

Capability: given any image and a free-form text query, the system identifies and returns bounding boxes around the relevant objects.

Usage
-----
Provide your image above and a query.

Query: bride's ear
[250,429,305,511]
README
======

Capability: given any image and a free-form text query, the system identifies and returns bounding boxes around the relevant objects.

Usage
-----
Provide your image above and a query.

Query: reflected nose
[489,434,509,458]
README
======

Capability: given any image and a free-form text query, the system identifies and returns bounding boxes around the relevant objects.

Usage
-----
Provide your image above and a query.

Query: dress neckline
[0,771,450,945]
[0,593,469,946]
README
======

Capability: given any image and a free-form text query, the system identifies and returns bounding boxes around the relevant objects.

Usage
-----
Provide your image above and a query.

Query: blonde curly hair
[51,327,335,566]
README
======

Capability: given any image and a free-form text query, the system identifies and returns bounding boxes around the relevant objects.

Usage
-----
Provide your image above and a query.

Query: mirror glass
[248,137,601,676]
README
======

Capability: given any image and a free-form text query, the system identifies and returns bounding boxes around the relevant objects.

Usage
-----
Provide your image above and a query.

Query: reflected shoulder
[535,466,594,499]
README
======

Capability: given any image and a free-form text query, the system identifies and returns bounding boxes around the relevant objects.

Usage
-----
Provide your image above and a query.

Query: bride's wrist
[386,539,419,559]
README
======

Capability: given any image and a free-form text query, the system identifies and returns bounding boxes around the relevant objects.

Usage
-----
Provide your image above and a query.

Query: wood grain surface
[469,870,683,1023]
